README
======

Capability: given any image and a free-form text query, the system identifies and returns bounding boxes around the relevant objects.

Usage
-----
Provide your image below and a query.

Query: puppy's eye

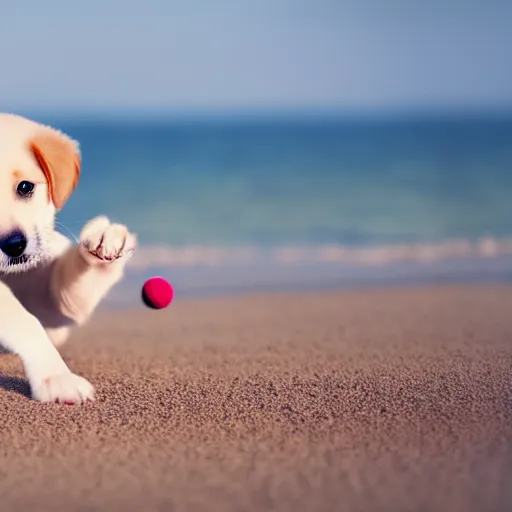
[16,180,35,198]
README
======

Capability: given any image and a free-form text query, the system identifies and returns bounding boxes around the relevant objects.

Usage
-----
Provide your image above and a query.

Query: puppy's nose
[0,231,27,258]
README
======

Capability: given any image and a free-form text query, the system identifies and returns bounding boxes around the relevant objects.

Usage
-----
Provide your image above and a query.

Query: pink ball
[142,277,174,309]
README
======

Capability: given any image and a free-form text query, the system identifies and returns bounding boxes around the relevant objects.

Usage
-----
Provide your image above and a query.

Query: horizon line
[3,104,512,122]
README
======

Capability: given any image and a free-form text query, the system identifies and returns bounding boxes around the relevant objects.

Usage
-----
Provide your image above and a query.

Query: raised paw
[79,216,136,265]
[31,372,95,404]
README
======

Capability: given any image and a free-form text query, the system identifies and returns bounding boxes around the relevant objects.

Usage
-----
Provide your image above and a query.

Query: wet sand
[0,285,511,512]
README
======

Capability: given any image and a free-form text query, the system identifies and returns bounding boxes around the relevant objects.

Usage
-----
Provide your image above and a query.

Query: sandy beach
[0,284,511,512]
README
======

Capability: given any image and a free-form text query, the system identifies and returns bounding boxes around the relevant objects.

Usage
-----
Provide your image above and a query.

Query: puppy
[0,113,136,403]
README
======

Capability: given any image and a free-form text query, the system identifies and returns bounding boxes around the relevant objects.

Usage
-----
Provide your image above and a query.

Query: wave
[127,237,512,270]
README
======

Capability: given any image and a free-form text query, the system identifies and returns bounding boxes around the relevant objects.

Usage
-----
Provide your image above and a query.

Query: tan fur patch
[29,130,81,210]
[11,169,24,183]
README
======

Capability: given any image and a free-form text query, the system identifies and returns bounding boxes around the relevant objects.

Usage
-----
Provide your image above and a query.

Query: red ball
[142,277,174,309]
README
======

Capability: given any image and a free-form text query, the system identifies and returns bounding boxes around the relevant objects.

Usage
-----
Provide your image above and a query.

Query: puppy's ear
[29,128,81,210]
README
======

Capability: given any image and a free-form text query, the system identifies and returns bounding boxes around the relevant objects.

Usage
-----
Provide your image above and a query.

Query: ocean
[29,111,512,302]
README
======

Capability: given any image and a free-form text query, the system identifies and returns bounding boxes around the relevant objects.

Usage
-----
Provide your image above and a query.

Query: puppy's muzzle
[0,231,28,258]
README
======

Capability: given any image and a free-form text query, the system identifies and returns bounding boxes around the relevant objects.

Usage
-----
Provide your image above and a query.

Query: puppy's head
[0,114,80,273]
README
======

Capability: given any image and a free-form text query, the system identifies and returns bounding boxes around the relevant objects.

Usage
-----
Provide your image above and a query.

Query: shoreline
[105,252,512,306]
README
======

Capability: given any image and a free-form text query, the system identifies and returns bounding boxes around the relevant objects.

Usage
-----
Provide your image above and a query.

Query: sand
[0,284,511,512]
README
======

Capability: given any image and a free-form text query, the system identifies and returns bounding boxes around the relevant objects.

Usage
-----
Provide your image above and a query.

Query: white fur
[0,114,136,403]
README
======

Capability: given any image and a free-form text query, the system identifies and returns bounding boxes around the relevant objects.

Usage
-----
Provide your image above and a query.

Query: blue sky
[1,0,511,112]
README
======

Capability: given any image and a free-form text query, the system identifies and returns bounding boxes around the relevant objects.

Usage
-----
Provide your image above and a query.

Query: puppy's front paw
[79,216,136,265]
[31,372,95,404]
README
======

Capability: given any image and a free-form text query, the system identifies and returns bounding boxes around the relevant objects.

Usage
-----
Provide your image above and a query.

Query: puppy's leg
[0,282,94,403]
[50,216,136,325]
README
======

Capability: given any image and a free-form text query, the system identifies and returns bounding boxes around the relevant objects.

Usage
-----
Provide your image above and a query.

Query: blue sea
[29,111,512,301]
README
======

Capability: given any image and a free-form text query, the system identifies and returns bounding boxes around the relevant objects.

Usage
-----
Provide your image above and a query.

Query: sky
[0,0,511,113]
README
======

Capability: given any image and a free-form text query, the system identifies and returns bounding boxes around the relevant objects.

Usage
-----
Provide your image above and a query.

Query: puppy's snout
[0,231,28,258]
